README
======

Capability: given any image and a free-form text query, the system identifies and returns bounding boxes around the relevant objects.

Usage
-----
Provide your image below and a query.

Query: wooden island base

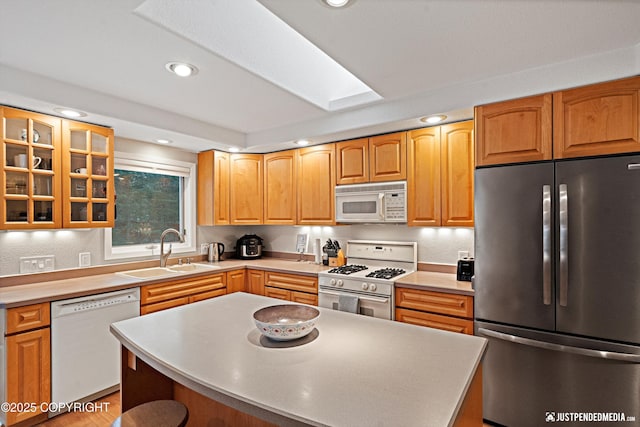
[120,347,482,427]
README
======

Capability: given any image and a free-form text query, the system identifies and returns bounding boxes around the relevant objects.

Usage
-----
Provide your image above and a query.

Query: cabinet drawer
[291,291,318,306]
[6,303,50,335]
[396,308,474,335]
[141,273,226,305]
[395,288,473,318]
[264,286,290,301]
[189,288,227,304]
[265,271,317,293]
[140,297,189,315]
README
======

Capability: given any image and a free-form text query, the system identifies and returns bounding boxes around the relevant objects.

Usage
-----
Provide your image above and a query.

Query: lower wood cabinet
[3,303,51,426]
[395,287,474,335]
[140,273,227,315]
[246,269,265,296]
[261,271,318,305]
[226,269,246,294]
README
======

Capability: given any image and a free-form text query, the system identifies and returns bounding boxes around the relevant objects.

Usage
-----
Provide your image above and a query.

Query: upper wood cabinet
[1,107,62,229]
[369,132,407,182]
[336,133,406,185]
[407,126,441,226]
[554,76,640,159]
[297,144,336,225]
[61,120,115,228]
[474,94,552,166]
[336,138,369,184]
[407,121,474,227]
[440,122,474,227]
[264,150,297,225]
[230,153,263,225]
[197,150,231,225]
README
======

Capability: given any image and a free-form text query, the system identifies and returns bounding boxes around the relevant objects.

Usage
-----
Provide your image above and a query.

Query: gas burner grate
[366,268,406,280]
[327,264,368,275]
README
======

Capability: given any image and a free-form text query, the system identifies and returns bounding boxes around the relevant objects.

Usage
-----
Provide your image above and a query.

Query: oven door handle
[318,289,389,303]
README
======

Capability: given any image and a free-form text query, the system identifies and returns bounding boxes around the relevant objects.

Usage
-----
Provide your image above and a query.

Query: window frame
[104,151,196,260]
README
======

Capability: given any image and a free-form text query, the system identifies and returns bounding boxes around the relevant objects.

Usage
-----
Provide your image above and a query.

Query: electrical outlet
[200,243,210,254]
[19,255,55,274]
[458,250,470,260]
[79,252,91,267]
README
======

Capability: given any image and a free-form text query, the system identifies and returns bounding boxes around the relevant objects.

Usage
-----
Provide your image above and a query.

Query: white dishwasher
[51,287,140,411]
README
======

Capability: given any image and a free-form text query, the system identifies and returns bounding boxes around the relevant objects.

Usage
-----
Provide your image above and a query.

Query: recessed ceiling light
[323,0,351,7]
[295,139,310,146]
[420,114,447,124]
[54,107,87,118]
[229,147,240,153]
[156,139,172,144]
[165,62,198,77]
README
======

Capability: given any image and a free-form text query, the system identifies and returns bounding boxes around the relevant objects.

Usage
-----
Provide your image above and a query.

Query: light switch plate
[296,233,308,253]
[19,255,55,274]
[79,252,91,267]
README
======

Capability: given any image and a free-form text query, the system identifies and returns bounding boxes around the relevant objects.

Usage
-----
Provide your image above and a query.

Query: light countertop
[111,292,486,427]
[395,271,474,296]
[0,259,471,308]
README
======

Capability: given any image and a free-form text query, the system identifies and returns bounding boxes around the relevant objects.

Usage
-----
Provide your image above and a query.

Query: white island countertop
[110,292,486,427]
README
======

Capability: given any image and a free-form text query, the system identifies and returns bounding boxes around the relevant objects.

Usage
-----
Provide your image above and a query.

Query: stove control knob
[329,279,336,286]
[369,283,377,292]
[337,280,344,287]
[362,283,369,290]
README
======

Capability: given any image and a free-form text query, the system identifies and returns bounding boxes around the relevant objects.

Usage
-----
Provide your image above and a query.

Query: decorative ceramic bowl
[253,304,320,341]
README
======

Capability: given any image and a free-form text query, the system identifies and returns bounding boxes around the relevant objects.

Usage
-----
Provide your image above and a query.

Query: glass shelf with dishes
[1,107,61,228]
[62,121,114,227]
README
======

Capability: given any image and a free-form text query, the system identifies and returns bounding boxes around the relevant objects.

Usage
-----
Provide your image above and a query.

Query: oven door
[318,288,392,320]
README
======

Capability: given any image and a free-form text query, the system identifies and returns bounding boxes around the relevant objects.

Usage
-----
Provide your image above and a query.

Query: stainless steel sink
[118,263,221,279]
[168,263,221,273]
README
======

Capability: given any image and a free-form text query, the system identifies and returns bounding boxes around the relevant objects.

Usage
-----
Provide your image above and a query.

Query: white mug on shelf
[74,167,88,174]
[13,154,27,168]
[33,157,42,169]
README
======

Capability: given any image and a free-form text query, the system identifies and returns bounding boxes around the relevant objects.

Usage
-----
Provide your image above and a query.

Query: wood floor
[35,392,120,427]
[33,390,495,426]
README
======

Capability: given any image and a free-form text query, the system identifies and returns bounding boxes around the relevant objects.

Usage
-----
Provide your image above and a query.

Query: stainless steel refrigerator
[474,154,640,427]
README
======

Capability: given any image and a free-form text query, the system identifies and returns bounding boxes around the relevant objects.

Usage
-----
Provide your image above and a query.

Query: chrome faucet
[160,228,184,267]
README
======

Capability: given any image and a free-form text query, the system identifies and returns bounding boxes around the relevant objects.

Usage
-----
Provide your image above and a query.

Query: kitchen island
[110,292,486,426]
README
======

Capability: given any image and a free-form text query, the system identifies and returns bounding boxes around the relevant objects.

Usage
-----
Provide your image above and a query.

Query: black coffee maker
[456,258,474,282]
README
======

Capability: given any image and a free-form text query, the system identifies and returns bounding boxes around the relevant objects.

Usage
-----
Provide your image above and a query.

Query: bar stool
[111,400,189,427]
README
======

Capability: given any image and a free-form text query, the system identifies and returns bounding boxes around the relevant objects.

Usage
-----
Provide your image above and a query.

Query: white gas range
[317,240,417,320]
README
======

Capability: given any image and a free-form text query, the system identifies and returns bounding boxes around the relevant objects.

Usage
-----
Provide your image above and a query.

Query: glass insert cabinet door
[62,120,115,228]
[1,107,62,229]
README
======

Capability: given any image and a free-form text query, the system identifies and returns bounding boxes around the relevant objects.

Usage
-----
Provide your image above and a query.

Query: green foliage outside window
[113,169,182,246]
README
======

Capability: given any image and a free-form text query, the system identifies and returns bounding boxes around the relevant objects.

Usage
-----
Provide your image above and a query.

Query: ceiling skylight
[135,0,381,111]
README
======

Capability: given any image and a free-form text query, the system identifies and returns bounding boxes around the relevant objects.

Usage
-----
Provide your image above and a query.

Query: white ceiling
[1,0,639,153]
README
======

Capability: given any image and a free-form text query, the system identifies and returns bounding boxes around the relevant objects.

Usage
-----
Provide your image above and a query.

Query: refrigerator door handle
[478,328,640,363]
[559,183,569,307]
[627,163,640,170]
[542,185,552,305]
[477,328,640,363]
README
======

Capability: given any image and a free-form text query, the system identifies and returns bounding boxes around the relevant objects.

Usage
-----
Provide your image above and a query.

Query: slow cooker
[235,234,263,259]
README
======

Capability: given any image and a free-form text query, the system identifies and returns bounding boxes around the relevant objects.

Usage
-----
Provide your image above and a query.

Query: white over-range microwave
[335,181,407,223]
